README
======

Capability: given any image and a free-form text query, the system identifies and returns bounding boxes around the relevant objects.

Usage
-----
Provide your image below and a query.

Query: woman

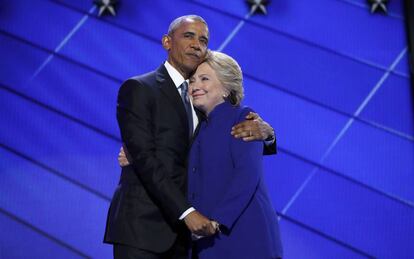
[187,51,283,259]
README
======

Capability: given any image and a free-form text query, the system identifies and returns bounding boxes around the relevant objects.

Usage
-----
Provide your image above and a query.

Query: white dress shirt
[164,61,197,220]
[164,61,199,132]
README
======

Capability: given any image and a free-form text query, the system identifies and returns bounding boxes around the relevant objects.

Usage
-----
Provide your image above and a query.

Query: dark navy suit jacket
[188,101,283,259]
[104,65,192,252]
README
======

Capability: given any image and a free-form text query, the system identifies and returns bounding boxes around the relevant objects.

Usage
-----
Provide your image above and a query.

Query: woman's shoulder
[233,105,255,123]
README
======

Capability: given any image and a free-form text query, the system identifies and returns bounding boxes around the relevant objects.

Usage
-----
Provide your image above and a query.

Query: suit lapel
[156,65,189,137]
[189,108,206,147]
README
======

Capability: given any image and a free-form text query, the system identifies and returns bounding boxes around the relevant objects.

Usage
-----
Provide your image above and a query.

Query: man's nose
[190,39,201,50]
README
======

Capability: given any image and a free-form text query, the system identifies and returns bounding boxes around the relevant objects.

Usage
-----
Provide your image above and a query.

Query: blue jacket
[188,101,283,259]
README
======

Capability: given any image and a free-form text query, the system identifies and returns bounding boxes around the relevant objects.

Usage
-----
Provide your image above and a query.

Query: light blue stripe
[217,11,253,52]
[322,47,407,160]
[363,119,414,142]
[281,168,319,215]
[29,5,96,81]
[280,47,408,216]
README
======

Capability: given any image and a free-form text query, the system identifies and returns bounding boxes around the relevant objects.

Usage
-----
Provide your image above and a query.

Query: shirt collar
[164,61,186,88]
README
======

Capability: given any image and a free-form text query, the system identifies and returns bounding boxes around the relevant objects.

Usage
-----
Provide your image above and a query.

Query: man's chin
[184,63,200,73]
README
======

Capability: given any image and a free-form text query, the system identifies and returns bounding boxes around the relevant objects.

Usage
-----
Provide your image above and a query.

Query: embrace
[104,15,283,259]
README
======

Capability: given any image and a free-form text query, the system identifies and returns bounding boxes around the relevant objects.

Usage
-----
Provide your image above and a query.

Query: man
[104,15,276,258]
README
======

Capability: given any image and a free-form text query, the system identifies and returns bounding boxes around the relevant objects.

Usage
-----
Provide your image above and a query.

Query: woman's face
[189,62,226,115]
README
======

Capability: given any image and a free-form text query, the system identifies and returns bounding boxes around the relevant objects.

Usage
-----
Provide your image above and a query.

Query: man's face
[163,19,209,78]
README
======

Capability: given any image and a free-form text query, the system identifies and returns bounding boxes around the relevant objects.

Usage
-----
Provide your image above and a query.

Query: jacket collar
[156,64,190,138]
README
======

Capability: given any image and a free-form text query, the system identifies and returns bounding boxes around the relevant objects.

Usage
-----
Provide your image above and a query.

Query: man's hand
[231,112,274,142]
[192,221,220,240]
[184,211,217,236]
[118,146,130,167]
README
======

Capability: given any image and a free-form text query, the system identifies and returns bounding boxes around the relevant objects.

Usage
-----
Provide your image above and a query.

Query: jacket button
[192,167,196,173]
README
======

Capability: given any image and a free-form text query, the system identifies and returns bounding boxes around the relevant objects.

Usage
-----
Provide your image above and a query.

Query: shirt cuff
[179,207,195,220]
[264,138,275,147]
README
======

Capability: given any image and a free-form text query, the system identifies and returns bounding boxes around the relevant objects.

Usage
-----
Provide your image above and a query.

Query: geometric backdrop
[0,0,413,258]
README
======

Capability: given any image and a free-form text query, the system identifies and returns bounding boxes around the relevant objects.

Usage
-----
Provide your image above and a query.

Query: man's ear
[162,35,171,51]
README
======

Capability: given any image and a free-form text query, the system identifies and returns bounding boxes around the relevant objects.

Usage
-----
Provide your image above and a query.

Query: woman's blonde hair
[203,50,244,106]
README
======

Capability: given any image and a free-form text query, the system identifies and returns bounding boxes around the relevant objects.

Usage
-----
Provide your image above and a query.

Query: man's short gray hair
[204,51,244,106]
[167,15,209,36]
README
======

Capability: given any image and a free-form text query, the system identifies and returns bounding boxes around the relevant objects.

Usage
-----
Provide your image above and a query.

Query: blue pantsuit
[188,101,283,259]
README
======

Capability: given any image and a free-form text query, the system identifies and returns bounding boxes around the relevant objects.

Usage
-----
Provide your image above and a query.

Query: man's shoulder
[118,65,170,97]
[117,71,158,99]
[128,70,158,86]
[119,70,159,93]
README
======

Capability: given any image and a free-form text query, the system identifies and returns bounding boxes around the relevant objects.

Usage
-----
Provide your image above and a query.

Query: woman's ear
[222,89,230,98]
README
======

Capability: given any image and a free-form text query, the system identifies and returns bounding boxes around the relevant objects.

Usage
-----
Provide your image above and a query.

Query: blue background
[0,0,413,258]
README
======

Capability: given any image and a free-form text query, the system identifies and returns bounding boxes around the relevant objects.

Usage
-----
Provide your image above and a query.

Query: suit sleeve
[263,138,277,155]
[117,79,190,222]
[211,108,263,231]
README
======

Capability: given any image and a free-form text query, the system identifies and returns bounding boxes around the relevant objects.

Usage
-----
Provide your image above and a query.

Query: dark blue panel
[60,18,165,80]
[0,149,112,259]
[324,120,414,203]
[196,0,406,68]
[53,0,92,12]
[0,34,48,86]
[360,74,413,137]
[0,89,120,198]
[0,0,411,257]
[226,23,384,115]
[280,218,369,259]
[263,153,314,212]
[288,170,414,259]
[25,56,120,137]
[394,51,411,77]
[242,77,348,162]
[0,0,84,50]
[0,211,83,258]
[344,0,405,17]
[192,0,248,17]
[55,0,240,50]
